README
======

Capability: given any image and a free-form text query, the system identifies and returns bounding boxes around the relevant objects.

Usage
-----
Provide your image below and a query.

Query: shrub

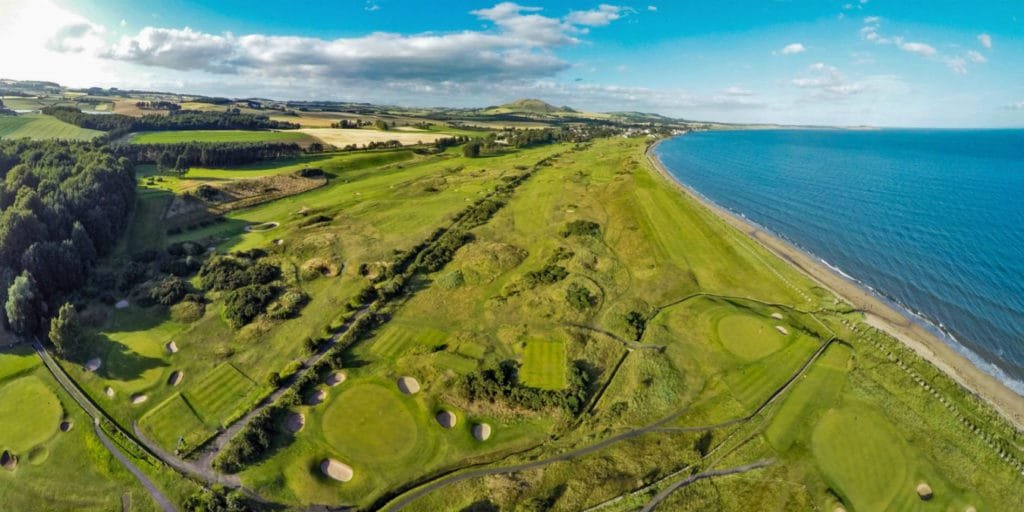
[565,283,596,311]
[560,220,601,238]
[170,301,205,322]
[148,276,189,306]
[523,265,568,287]
[266,290,308,320]
[199,255,279,291]
[624,310,647,341]
[223,284,275,328]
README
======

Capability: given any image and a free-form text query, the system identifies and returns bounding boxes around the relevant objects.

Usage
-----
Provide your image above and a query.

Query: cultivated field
[296,128,455,147]
[0,114,103,140]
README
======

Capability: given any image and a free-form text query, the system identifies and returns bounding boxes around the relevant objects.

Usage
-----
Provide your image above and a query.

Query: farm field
[130,129,312,144]
[0,114,103,140]
[296,127,456,147]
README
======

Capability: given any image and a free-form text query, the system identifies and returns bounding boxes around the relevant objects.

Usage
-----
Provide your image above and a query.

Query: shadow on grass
[85,335,169,382]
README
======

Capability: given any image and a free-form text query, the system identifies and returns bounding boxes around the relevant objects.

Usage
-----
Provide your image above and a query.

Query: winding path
[639,459,774,512]
[32,340,177,512]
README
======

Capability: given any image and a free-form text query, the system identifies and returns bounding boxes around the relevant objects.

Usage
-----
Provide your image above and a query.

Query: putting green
[0,376,62,452]
[812,404,912,510]
[716,313,786,360]
[321,383,419,464]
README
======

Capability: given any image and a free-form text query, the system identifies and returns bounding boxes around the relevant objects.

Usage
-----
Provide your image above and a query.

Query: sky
[1,0,1022,127]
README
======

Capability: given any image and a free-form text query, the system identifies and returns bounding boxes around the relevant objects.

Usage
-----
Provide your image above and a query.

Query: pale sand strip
[646,140,1024,431]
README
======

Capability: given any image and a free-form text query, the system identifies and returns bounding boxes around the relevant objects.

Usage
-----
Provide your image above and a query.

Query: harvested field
[298,128,453,147]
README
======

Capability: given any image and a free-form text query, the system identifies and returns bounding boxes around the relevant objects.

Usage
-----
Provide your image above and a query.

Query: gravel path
[94,421,177,512]
[32,340,178,511]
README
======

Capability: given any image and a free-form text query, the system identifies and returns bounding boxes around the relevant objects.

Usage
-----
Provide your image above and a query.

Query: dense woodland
[116,141,304,168]
[41,106,299,139]
[0,140,135,336]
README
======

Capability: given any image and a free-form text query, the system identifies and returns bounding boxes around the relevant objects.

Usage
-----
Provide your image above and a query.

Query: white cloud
[899,41,936,57]
[780,43,806,55]
[791,63,867,98]
[864,16,881,24]
[84,3,627,84]
[1007,101,1024,110]
[565,4,623,27]
[946,57,967,75]
[965,50,986,63]
[46,21,106,53]
[723,86,753,96]
[647,5,657,12]
[977,33,992,49]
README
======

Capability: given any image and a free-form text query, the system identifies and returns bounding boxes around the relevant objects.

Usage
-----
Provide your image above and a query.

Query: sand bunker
[168,371,184,386]
[115,299,129,309]
[775,325,789,335]
[325,372,346,387]
[105,386,115,398]
[1,450,17,470]
[964,507,976,512]
[165,341,178,354]
[244,221,279,232]
[285,413,305,433]
[131,394,148,405]
[436,410,457,429]
[473,423,492,441]
[60,420,73,432]
[85,358,102,372]
[771,312,784,320]
[320,458,354,482]
[306,389,327,406]
[397,376,420,394]
[916,482,933,500]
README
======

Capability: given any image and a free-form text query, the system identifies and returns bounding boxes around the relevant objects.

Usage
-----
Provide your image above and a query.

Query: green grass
[765,343,851,451]
[0,114,103,140]
[716,313,788,360]
[371,324,448,358]
[130,129,310,144]
[811,402,980,511]
[520,339,567,390]
[139,393,216,451]
[0,360,163,511]
[0,375,63,452]
[321,383,421,464]
[182,363,259,427]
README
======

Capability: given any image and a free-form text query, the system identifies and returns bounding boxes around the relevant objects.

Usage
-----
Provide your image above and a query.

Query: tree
[157,151,175,171]
[174,155,189,174]
[49,303,84,357]
[5,272,41,335]
[462,141,482,158]
[374,119,389,131]
[71,221,97,264]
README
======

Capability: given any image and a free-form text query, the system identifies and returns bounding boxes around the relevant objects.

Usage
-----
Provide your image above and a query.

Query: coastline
[645,137,1024,432]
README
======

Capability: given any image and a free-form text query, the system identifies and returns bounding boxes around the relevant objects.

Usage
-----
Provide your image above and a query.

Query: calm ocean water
[655,129,1024,393]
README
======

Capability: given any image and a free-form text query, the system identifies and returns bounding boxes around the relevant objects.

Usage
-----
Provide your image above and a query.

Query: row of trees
[0,139,135,337]
[41,106,299,139]
[115,141,304,169]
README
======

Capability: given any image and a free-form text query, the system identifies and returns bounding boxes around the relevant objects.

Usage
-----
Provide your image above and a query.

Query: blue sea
[655,129,1024,394]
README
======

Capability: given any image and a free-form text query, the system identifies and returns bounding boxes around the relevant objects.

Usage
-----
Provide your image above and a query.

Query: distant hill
[483,99,579,115]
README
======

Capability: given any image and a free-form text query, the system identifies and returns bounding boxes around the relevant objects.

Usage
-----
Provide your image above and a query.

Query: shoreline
[645,138,1024,432]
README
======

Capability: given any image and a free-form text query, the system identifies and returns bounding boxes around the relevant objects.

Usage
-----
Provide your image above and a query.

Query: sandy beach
[646,139,1024,431]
